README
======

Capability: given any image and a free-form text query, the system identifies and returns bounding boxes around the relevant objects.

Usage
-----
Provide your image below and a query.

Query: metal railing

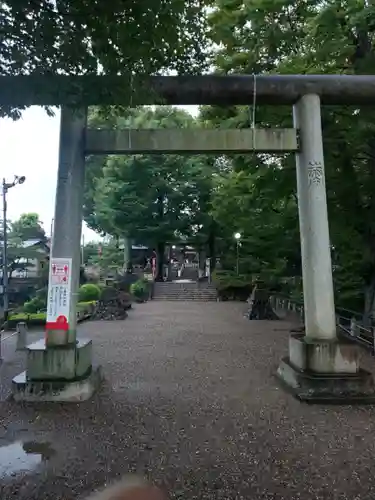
[270,295,375,353]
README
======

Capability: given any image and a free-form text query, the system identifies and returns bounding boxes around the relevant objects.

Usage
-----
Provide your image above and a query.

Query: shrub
[130,279,148,299]
[8,301,98,329]
[211,270,253,289]
[79,283,101,302]
[35,287,48,301]
[211,270,253,301]
[23,301,36,314]
[23,296,46,314]
[116,273,138,292]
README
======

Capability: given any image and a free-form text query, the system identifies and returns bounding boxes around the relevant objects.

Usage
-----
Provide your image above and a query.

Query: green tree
[1,0,211,118]
[84,106,215,280]
[82,241,101,266]
[206,0,375,315]
[11,212,46,241]
[0,214,47,282]
[211,167,300,281]
[88,239,124,275]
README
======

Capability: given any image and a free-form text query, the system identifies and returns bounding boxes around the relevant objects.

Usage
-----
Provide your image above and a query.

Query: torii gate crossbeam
[2,74,375,106]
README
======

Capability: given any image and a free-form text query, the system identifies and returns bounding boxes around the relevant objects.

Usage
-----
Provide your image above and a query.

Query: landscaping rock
[91,288,131,321]
[246,283,279,320]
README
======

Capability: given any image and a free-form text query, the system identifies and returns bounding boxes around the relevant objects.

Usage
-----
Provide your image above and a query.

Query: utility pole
[2,179,8,323]
[1,175,26,324]
[81,233,85,265]
[50,218,54,247]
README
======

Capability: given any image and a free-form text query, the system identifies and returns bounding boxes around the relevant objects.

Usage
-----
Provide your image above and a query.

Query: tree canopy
[11,212,46,241]
[9,0,375,313]
[0,213,48,281]
[3,0,210,75]
[1,1,211,117]
[204,0,375,314]
[86,239,124,274]
[84,105,216,279]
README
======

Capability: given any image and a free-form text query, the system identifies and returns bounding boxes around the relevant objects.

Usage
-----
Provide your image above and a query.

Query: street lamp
[234,232,241,275]
[2,175,26,323]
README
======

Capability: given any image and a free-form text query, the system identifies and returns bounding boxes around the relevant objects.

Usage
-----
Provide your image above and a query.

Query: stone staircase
[152,281,217,301]
[180,263,199,281]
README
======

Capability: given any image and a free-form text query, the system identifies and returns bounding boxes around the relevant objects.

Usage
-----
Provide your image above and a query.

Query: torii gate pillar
[294,94,336,339]
[277,94,375,402]
[11,107,101,403]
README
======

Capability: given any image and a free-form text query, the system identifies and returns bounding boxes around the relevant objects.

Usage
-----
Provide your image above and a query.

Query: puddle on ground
[0,441,55,477]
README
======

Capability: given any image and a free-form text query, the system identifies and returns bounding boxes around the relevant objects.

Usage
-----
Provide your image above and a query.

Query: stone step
[153,295,217,300]
[153,294,217,300]
[153,288,216,292]
[153,297,217,302]
[154,287,216,292]
[154,293,217,297]
[154,294,217,297]
[154,289,216,292]
[154,287,216,290]
[161,292,215,294]
[153,281,218,301]
[153,293,216,295]
[154,292,217,296]
[154,283,215,287]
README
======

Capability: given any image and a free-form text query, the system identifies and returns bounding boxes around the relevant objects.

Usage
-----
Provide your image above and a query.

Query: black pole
[2,179,8,323]
[236,241,239,276]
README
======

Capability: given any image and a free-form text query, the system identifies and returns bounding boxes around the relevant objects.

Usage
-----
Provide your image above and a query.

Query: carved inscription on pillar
[307,161,323,186]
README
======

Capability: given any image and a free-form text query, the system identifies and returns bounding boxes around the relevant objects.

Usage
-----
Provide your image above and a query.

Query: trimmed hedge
[9,312,46,322]
[7,301,97,329]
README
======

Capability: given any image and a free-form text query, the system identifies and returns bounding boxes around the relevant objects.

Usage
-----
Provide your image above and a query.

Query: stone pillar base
[11,337,102,403]
[277,333,375,403]
[11,365,102,403]
[26,338,92,381]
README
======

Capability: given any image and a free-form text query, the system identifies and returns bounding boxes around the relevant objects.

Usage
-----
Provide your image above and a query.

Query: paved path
[1,301,375,499]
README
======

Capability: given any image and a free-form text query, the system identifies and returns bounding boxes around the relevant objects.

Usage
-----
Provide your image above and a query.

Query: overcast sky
[0,105,198,243]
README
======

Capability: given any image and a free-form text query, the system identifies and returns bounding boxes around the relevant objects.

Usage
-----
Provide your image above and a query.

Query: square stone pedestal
[11,338,102,403]
[26,338,92,380]
[277,333,375,403]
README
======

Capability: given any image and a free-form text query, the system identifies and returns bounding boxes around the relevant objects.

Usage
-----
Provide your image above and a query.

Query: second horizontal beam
[85,128,299,154]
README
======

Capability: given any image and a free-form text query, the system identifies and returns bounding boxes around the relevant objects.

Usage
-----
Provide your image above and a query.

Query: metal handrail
[272,293,363,320]
[271,294,374,353]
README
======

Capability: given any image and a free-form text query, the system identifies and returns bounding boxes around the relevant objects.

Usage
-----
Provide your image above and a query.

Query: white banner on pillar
[46,257,72,331]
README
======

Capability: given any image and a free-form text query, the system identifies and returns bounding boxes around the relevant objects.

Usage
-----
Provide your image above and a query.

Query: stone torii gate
[4,74,375,403]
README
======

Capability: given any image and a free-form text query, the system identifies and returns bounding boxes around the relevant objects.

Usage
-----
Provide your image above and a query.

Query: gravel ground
[1,301,375,499]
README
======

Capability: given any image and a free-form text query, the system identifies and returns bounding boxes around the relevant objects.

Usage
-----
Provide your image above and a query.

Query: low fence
[270,295,375,353]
